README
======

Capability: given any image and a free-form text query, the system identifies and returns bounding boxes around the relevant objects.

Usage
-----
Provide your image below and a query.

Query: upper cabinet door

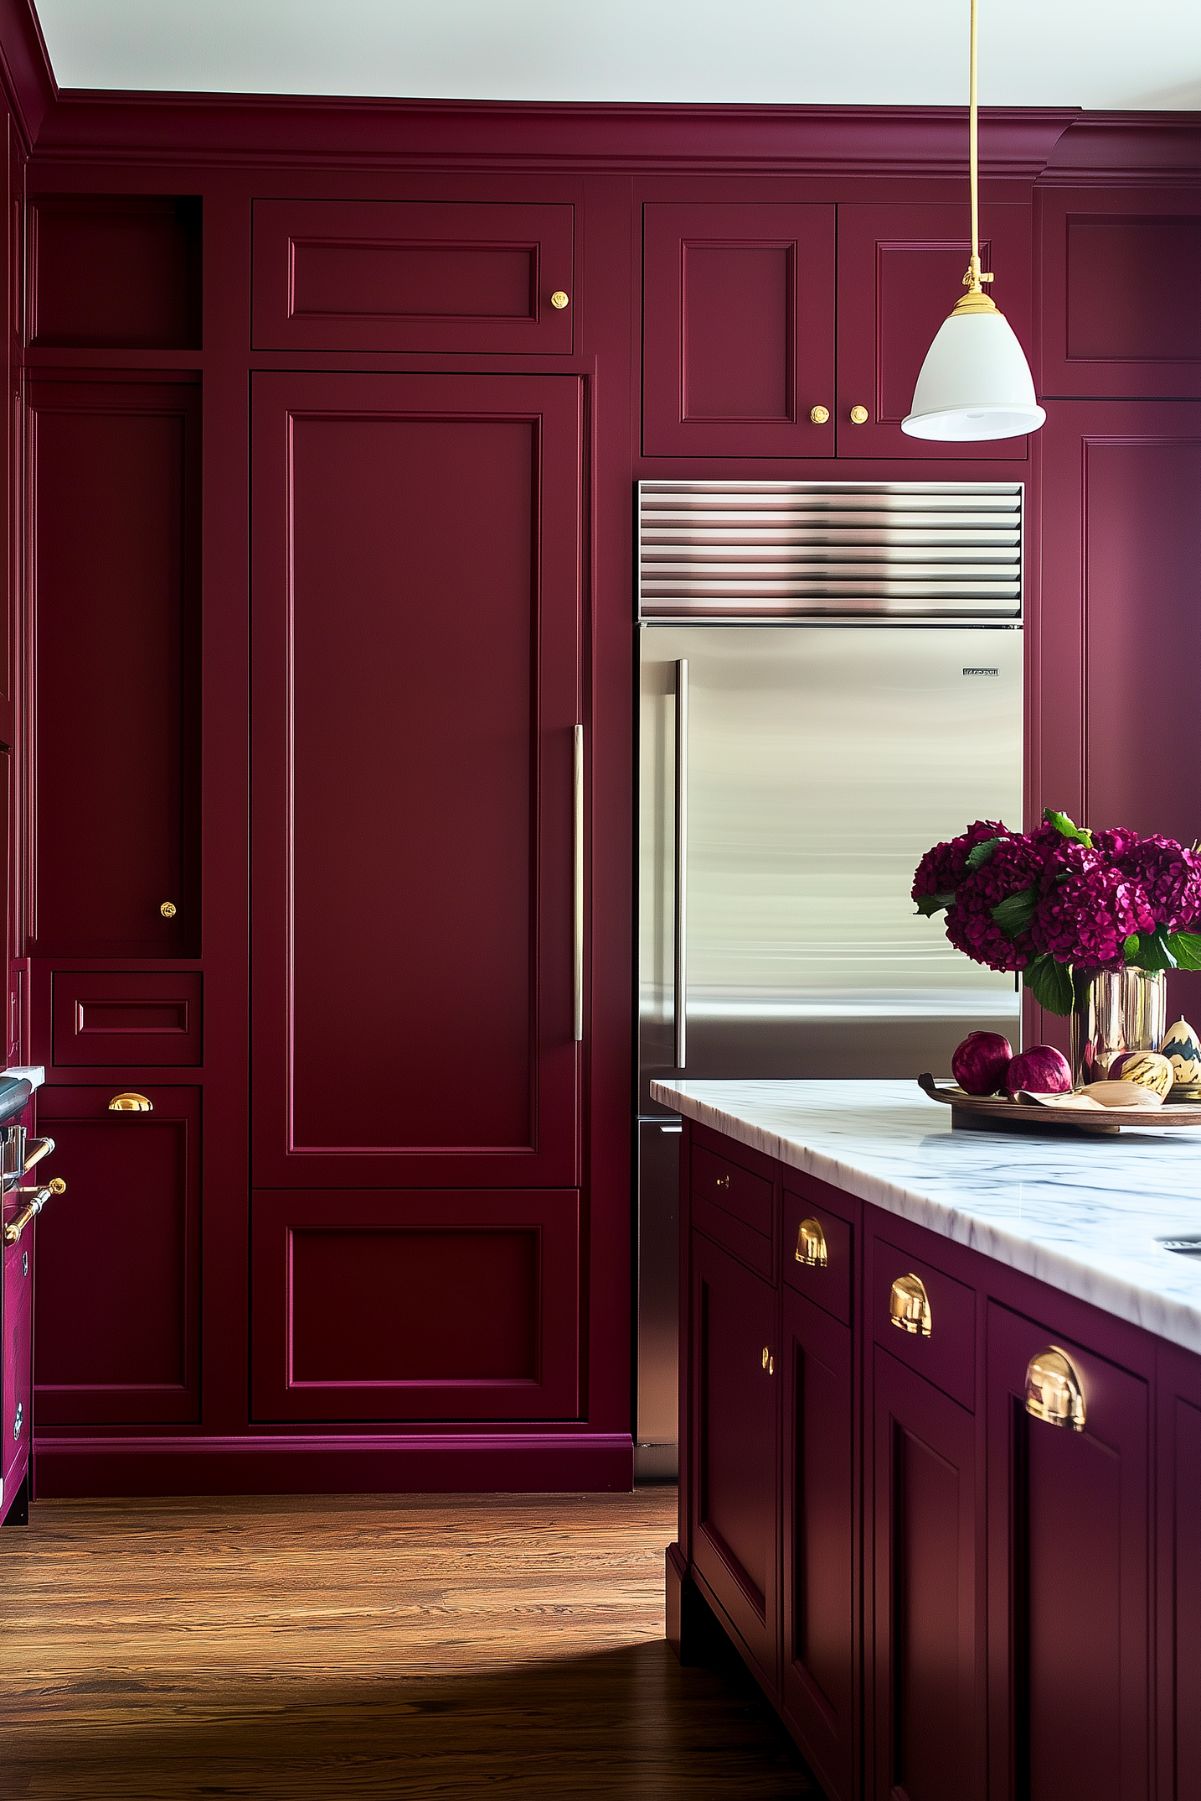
[252,200,575,355]
[643,202,836,457]
[837,202,1034,459]
[1039,189,1201,399]
[251,372,582,1189]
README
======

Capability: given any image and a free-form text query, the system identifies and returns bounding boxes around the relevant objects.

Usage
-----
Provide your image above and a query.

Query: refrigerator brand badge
[962,666,999,676]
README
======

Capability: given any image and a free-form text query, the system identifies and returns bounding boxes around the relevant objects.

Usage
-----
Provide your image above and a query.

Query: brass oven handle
[21,1135,55,1175]
[795,1217,828,1268]
[109,1093,153,1112]
[4,1176,66,1245]
[1025,1346,1086,1432]
[889,1272,932,1337]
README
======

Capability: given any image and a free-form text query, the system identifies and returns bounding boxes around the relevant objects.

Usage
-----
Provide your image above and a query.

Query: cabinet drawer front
[783,1185,853,1324]
[51,971,202,1067]
[2,1284,31,1494]
[251,1189,580,1424]
[870,1234,975,1409]
[253,200,575,354]
[691,1144,774,1240]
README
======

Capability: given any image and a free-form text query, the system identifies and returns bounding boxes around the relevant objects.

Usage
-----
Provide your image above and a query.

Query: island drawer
[691,1143,774,1241]
[870,1230,977,1409]
[783,1182,854,1324]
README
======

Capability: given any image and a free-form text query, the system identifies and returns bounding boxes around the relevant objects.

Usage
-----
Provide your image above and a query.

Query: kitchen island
[653,1077,1201,1801]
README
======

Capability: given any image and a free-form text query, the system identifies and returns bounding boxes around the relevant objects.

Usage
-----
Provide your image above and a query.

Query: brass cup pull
[808,404,830,425]
[714,1173,731,1190]
[4,1175,65,1245]
[795,1217,829,1268]
[889,1272,932,1337]
[109,1092,153,1113]
[1025,1347,1086,1432]
[849,404,870,424]
[550,289,570,310]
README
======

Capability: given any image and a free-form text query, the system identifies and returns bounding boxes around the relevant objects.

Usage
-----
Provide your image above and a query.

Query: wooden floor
[0,1488,811,1799]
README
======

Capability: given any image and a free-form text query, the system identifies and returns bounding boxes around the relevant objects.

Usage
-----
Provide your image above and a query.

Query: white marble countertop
[651,1077,1201,1357]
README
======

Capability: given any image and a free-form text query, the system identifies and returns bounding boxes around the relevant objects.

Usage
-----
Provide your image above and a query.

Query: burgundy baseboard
[34,1431,634,1499]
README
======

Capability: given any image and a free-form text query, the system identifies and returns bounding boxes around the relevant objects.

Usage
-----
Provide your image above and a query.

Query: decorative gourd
[1160,1017,1201,1086]
[1110,1049,1174,1098]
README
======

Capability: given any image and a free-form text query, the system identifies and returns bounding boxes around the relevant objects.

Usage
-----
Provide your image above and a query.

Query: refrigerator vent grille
[637,480,1023,620]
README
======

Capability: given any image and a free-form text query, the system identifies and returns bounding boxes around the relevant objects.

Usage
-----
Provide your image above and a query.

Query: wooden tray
[917,1072,1201,1136]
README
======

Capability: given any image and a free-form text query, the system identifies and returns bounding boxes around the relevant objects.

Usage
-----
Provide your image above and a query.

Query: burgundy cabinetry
[251,371,582,1190]
[250,1188,580,1424]
[986,1302,1152,1801]
[252,199,575,355]
[30,195,202,350]
[1157,1343,1201,1801]
[688,1227,779,1685]
[29,376,201,957]
[871,1347,984,1801]
[33,1085,201,1426]
[1039,189,1201,398]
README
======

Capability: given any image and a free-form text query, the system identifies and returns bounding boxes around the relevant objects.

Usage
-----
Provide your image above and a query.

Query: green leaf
[990,886,1037,938]
[1166,931,1201,972]
[914,892,955,917]
[965,836,1003,873]
[1042,807,1093,849]
[1123,934,1141,963]
[1024,953,1074,1016]
[1132,929,1179,972]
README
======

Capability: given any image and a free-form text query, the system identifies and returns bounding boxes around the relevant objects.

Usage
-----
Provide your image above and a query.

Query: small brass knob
[550,290,570,310]
[160,901,177,919]
[889,1272,932,1337]
[108,1092,154,1113]
[48,1176,66,1195]
[1025,1347,1086,1432]
[795,1217,829,1268]
[849,404,869,425]
[761,1345,770,1370]
[809,404,830,426]
[714,1173,730,1190]
[768,1353,775,1376]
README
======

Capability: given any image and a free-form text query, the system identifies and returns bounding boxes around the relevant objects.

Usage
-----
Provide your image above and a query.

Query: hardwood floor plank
[0,1489,811,1798]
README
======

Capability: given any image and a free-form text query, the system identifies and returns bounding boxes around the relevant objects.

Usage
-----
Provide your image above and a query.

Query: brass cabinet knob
[160,901,177,919]
[1025,1347,1086,1432]
[808,404,830,426]
[889,1272,932,1337]
[550,290,570,310]
[714,1173,731,1190]
[795,1217,829,1268]
[48,1176,66,1195]
[761,1345,770,1369]
[768,1353,775,1375]
[849,404,870,425]
[108,1092,153,1113]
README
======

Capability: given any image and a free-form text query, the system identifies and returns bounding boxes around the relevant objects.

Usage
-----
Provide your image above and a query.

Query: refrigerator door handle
[573,723,584,1043]
[674,659,689,1069]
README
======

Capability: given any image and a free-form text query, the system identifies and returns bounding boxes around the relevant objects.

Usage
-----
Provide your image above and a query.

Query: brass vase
[1069,968,1167,1086]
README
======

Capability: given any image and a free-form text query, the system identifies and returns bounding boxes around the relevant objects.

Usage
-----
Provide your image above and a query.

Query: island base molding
[33,1432,634,1498]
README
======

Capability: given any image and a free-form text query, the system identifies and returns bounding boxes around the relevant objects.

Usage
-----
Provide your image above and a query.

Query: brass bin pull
[889,1272,932,1337]
[4,1176,66,1245]
[109,1092,154,1112]
[795,1217,828,1268]
[1025,1347,1086,1432]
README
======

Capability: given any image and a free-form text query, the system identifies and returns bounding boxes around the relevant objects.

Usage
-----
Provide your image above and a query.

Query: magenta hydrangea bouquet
[913,808,1201,1015]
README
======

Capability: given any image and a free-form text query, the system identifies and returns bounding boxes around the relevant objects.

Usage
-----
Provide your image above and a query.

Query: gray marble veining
[651,1077,1201,1356]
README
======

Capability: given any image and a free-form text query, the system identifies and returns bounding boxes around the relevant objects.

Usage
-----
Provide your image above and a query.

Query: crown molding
[0,0,55,151]
[1040,110,1201,185]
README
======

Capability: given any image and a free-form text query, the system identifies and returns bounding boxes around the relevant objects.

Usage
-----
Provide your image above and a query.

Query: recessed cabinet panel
[33,1086,201,1426]
[252,200,574,354]
[1040,190,1201,397]
[51,971,203,1067]
[31,195,202,350]
[30,379,201,957]
[251,372,581,1189]
[643,202,836,457]
[837,202,1033,458]
[250,1189,580,1423]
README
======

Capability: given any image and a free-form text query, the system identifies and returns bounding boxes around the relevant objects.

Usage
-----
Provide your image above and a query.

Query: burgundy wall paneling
[1039,187,1201,398]
[1157,1342,1201,1801]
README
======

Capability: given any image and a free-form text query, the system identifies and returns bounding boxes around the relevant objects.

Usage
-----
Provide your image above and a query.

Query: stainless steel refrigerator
[635,480,1024,1477]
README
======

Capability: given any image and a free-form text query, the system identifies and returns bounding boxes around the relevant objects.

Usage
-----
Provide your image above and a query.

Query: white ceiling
[29,0,1201,110]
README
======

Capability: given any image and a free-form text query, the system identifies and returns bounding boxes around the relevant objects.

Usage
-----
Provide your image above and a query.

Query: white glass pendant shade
[902,305,1046,441]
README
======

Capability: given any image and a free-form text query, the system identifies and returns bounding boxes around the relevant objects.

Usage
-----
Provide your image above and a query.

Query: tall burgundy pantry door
[251,372,582,1190]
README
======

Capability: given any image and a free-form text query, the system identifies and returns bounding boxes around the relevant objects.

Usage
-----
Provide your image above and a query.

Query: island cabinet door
[1157,1343,1201,1801]
[870,1347,984,1801]
[780,1285,856,1801]
[251,372,582,1189]
[688,1229,779,1689]
[986,1302,1152,1801]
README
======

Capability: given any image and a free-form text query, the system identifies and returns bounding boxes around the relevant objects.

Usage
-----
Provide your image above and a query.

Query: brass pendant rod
[968,0,980,286]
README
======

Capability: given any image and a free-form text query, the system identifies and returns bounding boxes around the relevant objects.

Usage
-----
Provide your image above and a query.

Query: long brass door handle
[1025,1347,1086,1431]
[795,1217,828,1267]
[4,1175,65,1244]
[889,1273,932,1337]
